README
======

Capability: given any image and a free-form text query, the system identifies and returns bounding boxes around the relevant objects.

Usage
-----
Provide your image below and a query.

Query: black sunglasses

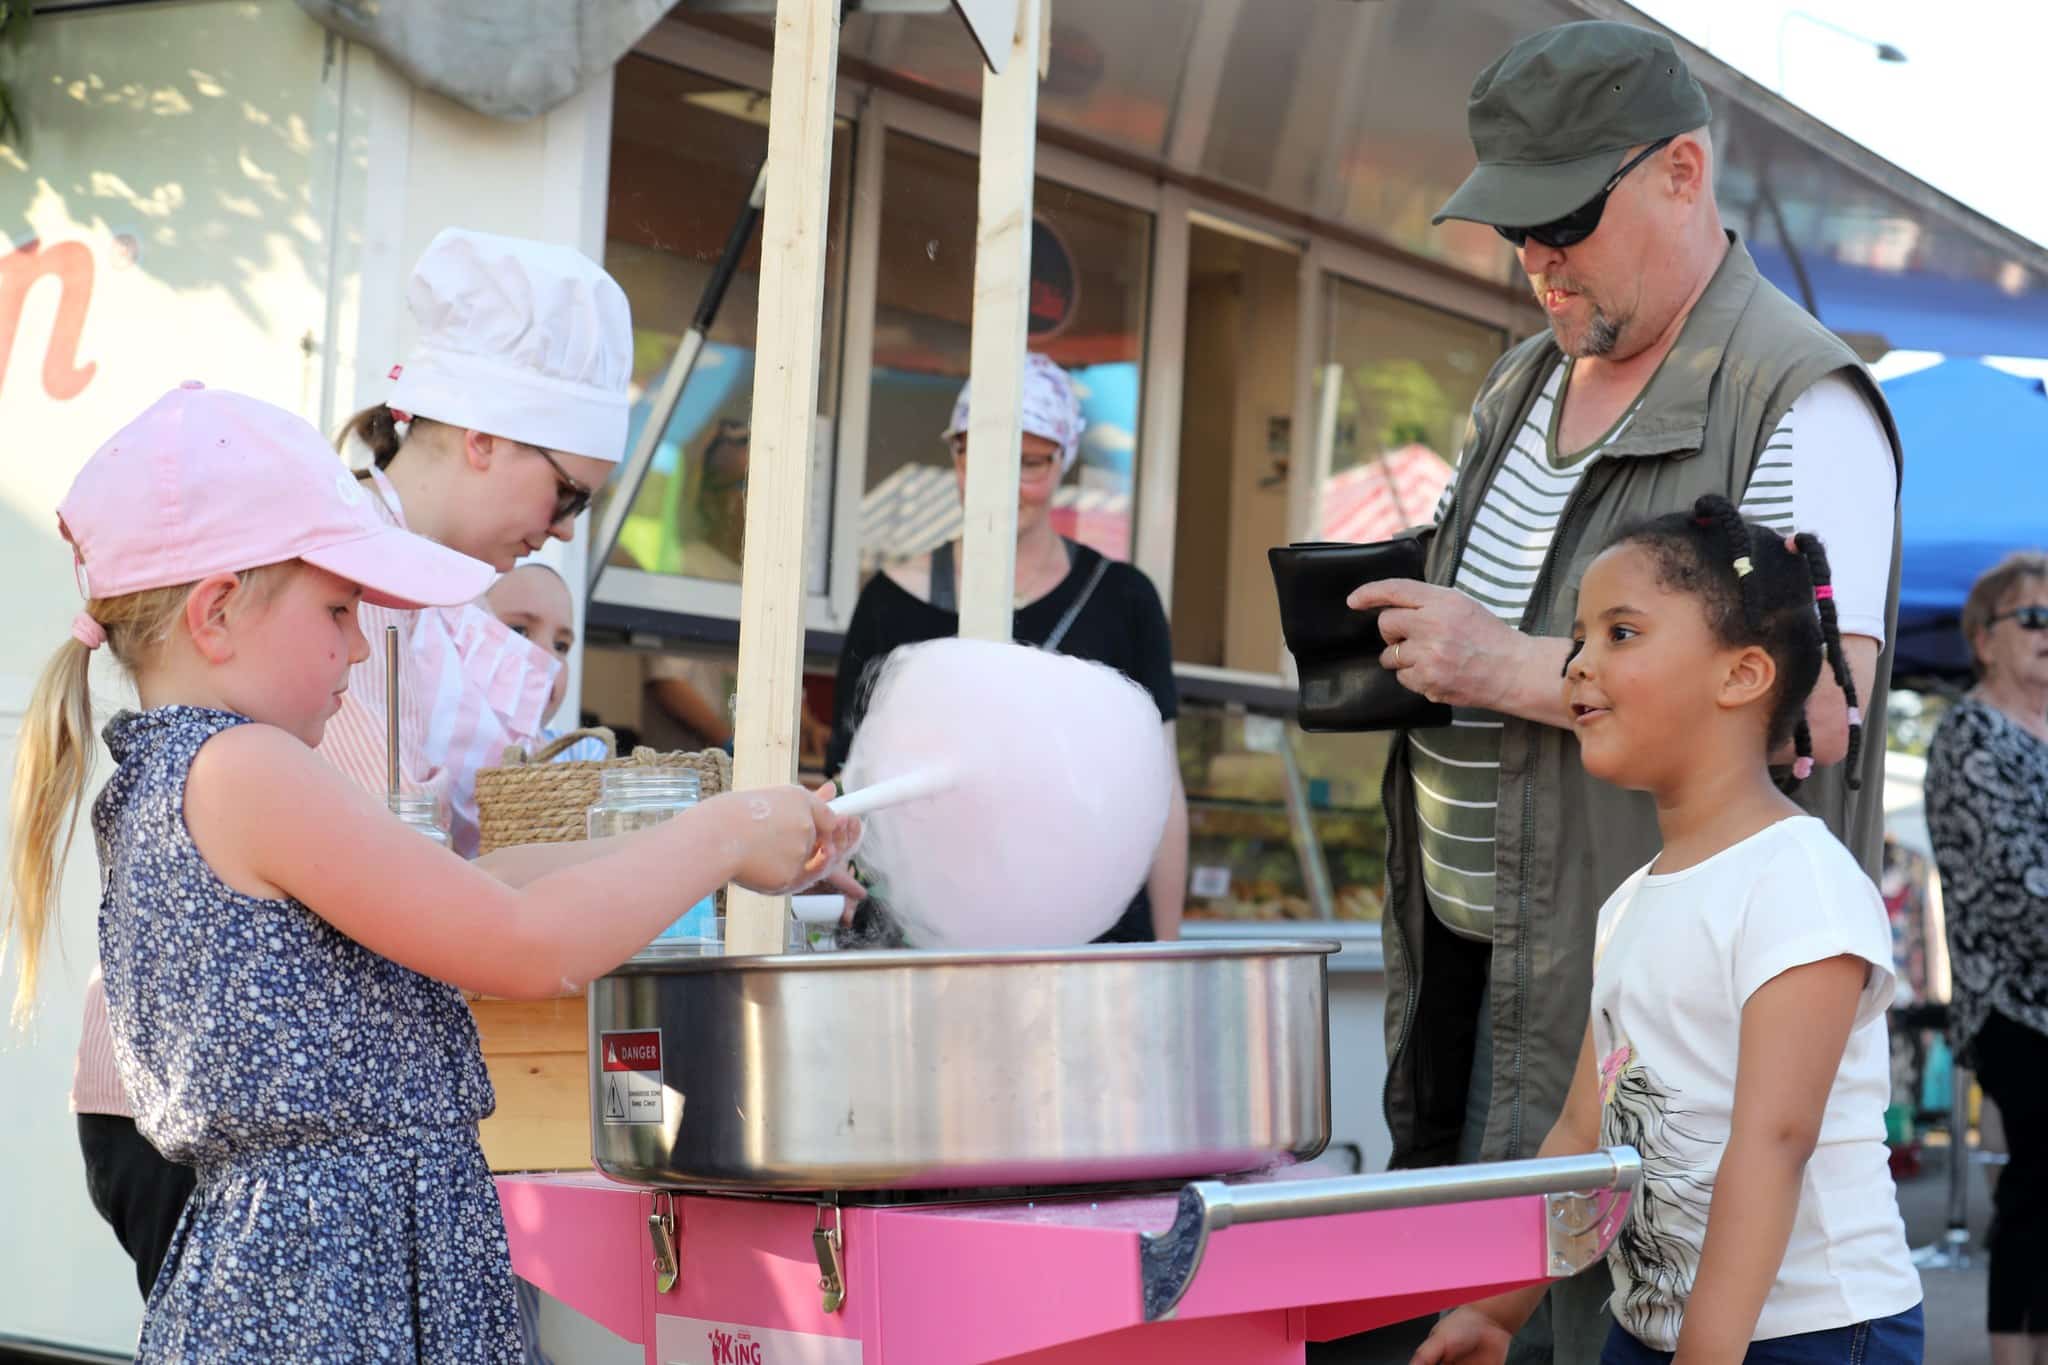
[532,446,594,524]
[1494,136,1675,250]
[1989,604,2048,631]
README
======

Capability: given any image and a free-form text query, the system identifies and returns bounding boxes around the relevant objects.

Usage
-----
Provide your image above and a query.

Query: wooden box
[470,993,591,1173]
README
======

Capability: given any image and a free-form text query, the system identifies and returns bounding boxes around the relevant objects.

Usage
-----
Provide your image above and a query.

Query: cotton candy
[840,637,1173,949]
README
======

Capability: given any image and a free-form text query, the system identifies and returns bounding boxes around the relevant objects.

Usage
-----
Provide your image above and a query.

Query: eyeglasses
[1988,604,2048,631]
[532,446,594,524]
[1494,136,1675,251]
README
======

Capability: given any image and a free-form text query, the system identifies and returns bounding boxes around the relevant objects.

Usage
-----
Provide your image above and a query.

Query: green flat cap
[1434,21,1712,230]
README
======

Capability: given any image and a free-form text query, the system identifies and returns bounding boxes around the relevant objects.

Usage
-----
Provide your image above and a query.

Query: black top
[827,540,1179,942]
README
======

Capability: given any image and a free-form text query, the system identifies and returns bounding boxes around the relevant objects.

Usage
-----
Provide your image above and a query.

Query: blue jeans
[1600,1304,1923,1364]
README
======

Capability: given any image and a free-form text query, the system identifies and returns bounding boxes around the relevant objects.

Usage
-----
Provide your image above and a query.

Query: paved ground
[1898,1140,1995,1365]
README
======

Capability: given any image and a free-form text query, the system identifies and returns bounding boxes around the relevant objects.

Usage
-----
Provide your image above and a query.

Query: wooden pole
[955,0,1044,644]
[725,0,843,958]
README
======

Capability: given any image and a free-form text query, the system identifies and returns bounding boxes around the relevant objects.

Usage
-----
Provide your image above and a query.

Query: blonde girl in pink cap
[6,385,859,1363]
[63,227,645,1307]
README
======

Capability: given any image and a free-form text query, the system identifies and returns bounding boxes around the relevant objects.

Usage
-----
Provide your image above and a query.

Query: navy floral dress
[94,706,519,1362]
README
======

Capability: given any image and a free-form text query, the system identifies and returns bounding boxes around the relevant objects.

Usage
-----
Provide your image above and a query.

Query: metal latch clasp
[1545,1188,1615,1278]
[649,1191,680,1294]
[812,1200,846,1314]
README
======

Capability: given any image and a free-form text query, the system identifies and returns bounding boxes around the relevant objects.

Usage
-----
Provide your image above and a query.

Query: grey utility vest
[1381,234,1904,1170]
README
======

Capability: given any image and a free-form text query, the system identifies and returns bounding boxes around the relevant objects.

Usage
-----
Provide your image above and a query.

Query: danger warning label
[599,1029,663,1125]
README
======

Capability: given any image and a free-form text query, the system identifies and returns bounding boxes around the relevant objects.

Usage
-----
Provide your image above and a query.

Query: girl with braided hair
[1413,494,1920,1365]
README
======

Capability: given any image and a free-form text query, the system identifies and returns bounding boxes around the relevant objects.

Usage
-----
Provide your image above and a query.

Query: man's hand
[1347,579,1573,726]
[1410,1307,1513,1365]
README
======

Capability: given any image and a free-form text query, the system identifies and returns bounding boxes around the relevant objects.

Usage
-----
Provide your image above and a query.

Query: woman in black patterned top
[1924,551,2048,1363]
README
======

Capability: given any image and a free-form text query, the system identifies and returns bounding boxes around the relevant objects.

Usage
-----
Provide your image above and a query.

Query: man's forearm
[1492,634,1577,728]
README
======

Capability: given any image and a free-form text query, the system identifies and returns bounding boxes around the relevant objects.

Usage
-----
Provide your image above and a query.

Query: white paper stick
[826,765,956,818]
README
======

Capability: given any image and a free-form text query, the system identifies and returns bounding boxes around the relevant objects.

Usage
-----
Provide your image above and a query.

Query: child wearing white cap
[325,226,638,857]
[14,384,859,1362]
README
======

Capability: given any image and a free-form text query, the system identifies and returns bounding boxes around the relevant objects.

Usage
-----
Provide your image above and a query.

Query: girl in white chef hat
[342,227,631,570]
[326,226,639,856]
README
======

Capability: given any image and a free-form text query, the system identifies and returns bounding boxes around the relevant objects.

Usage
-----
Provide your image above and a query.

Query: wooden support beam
[726,0,843,958]
[955,0,1044,644]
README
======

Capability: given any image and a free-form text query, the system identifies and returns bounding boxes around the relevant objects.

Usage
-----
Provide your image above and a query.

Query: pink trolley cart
[495,942,1638,1364]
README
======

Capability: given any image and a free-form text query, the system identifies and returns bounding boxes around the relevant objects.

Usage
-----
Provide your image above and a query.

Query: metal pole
[587,162,769,596]
[1944,1063,1973,1265]
[1141,1148,1643,1321]
[1913,1060,1974,1269]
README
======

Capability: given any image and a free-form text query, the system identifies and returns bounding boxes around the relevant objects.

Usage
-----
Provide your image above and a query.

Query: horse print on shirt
[1599,1009,1715,1347]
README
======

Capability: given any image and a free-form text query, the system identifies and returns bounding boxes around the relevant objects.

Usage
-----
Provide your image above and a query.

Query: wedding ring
[1392,643,1402,665]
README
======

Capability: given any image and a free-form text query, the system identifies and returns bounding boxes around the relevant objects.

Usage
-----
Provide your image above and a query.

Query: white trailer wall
[0,2,607,1350]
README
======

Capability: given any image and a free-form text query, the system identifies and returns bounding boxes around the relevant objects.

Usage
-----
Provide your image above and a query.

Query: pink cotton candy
[840,637,1173,949]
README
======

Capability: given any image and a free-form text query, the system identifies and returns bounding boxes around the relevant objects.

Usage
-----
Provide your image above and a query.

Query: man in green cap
[1343,19,1903,1364]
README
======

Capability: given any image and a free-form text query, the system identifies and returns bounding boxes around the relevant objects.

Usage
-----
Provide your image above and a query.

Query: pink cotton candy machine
[525,560,1636,1363]
[487,939,1640,1364]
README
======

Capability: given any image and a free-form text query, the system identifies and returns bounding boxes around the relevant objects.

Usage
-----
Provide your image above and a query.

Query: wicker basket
[470,728,733,1174]
[474,728,733,854]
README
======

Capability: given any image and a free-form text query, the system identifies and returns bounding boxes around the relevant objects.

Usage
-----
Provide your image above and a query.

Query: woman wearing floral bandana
[826,352,1188,944]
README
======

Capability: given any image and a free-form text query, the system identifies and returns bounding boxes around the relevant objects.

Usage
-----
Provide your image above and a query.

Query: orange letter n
[0,239,97,401]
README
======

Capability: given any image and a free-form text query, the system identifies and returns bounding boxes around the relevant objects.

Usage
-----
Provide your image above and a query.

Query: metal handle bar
[1140,1146,1642,1322]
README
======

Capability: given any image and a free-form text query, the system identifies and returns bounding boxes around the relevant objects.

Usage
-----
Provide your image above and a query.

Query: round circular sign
[1029,217,1079,340]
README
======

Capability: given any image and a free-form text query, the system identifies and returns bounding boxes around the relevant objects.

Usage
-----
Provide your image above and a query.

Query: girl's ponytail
[6,581,192,1027]
[1794,531,1864,791]
[5,636,100,1027]
[337,404,404,469]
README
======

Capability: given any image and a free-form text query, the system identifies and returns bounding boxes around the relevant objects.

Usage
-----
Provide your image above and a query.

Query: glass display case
[1177,698,1390,928]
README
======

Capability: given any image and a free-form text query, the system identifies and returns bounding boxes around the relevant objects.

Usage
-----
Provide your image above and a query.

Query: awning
[1882,358,2048,680]
[1753,244,2048,362]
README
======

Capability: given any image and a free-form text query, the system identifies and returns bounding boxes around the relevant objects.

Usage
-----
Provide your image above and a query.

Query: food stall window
[859,131,1150,579]
[1177,280,1505,928]
[597,55,853,593]
[1309,276,1508,539]
[1179,712,1395,928]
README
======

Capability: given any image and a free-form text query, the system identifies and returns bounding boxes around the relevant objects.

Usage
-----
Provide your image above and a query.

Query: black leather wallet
[1268,534,1453,733]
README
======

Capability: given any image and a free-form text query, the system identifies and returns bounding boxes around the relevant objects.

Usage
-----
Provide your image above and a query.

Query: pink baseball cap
[58,383,496,610]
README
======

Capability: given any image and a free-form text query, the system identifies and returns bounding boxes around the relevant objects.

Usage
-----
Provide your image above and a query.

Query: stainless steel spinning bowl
[587,940,1334,1190]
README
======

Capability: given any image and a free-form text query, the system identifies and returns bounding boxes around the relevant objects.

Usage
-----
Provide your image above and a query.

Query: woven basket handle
[509,727,616,766]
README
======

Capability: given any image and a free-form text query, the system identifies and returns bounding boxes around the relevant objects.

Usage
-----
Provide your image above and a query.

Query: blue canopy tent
[1882,359,2048,681]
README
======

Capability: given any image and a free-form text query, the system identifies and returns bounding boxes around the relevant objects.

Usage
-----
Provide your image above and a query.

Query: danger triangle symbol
[605,1041,618,1066]
[604,1081,625,1120]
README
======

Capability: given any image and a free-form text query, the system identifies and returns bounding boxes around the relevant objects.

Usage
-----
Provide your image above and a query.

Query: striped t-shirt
[1412,360,1802,941]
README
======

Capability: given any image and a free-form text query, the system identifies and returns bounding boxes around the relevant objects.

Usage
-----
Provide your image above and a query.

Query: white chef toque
[386,227,634,463]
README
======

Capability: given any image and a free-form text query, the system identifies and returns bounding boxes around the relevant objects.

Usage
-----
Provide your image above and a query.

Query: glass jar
[392,794,450,849]
[587,768,700,839]
[588,769,719,950]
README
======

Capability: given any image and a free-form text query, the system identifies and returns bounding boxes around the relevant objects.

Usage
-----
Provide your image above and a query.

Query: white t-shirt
[1590,816,1919,1350]
[1736,373,1896,644]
